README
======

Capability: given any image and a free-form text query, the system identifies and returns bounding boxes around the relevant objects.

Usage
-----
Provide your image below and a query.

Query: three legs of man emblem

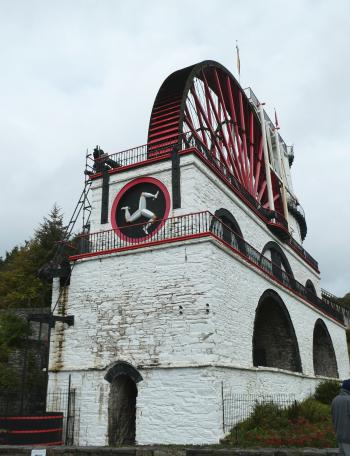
[121,191,159,234]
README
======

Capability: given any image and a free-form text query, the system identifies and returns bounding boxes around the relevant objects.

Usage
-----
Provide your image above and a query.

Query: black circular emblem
[111,178,170,242]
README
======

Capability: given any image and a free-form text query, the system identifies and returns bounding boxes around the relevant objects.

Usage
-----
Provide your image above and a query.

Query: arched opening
[261,241,294,287]
[305,279,317,296]
[253,289,302,372]
[105,361,142,446]
[212,208,245,253]
[108,375,137,445]
[313,319,338,378]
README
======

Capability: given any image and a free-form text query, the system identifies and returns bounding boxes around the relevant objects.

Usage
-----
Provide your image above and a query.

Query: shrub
[296,398,330,423]
[243,402,290,430]
[223,396,336,447]
[314,380,341,405]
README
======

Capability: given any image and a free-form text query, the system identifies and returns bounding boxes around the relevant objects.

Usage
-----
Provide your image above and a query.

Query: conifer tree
[0,205,65,309]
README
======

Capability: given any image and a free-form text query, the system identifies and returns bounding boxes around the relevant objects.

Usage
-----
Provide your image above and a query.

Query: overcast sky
[0,0,349,296]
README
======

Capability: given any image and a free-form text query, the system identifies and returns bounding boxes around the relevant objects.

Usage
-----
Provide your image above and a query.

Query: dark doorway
[108,374,137,446]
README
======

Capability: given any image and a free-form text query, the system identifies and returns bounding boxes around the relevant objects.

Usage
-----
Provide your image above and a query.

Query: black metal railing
[223,392,296,435]
[87,132,317,271]
[71,212,343,323]
[288,236,318,271]
[181,134,289,231]
[75,211,210,255]
[288,200,307,242]
[0,388,78,445]
[183,136,317,269]
[88,139,179,174]
[197,139,315,266]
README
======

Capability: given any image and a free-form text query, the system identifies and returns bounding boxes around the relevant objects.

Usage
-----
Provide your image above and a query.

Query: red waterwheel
[147,60,283,215]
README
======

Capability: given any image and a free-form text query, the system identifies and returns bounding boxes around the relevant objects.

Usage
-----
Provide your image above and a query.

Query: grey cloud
[1,0,349,296]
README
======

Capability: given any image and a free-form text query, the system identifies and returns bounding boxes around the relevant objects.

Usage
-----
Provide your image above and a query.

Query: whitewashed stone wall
[204,240,348,377]
[89,154,319,292]
[89,161,173,234]
[47,152,348,445]
[179,154,320,289]
[48,237,349,445]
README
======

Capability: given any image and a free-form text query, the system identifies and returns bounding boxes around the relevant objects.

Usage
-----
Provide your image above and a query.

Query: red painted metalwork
[0,413,64,445]
[147,61,284,215]
[67,212,337,323]
[110,176,171,244]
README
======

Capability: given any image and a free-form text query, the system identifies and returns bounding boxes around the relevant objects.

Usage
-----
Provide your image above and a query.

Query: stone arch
[313,319,339,378]
[305,279,317,295]
[261,241,294,285]
[105,361,143,384]
[253,289,302,372]
[104,361,142,446]
[212,208,246,253]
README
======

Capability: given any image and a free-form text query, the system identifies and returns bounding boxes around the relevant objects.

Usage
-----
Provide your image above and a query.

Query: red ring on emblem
[111,177,171,244]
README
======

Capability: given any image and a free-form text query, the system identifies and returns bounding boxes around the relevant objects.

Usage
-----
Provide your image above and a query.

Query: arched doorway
[261,241,294,287]
[105,361,143,446]
[305,279,317,301]
[313,319,338,377]
[212,208,246,253]
[253,289,302,372]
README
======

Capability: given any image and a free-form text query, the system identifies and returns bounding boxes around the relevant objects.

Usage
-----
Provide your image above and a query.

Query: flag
[274,108,279,129]
[236,42,241,78]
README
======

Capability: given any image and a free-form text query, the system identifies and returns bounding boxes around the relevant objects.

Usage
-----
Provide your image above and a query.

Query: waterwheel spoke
[225,75,249,186]
[263,192,280,209]
[189,85,232,171]
[258,180,267,202]
[212,69,243,181]
[249,112,255,194]
[184,106,210,150]
[186,94,209,148]
[201,72,234,163]
[253,137,264,196]
[238,91,251,189]
[147,61,284,223]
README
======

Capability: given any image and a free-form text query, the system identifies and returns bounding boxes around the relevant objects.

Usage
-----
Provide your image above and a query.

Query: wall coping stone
[0,447,339,456]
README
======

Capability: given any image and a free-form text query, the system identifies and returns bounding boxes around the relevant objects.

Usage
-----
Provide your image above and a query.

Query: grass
[223,398,337,448]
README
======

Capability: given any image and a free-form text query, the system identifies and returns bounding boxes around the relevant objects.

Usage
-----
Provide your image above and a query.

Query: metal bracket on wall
[28,313,75,328]
[171,145,181,209]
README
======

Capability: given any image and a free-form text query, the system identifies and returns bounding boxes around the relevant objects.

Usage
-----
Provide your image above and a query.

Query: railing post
[65,374,72,445]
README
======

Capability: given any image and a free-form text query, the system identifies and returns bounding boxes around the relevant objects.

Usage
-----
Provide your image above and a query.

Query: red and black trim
[0,413,63,446]
[147,60,285,218]
[111,177,171,244]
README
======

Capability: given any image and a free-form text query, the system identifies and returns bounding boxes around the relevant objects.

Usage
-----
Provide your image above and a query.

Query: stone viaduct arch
[253,289,302,372]
[313,319,338,378]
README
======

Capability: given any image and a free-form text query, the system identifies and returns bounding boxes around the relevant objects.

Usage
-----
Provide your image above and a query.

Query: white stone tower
[47,61,349,446]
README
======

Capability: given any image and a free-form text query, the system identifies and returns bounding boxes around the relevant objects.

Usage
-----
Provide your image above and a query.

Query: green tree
[338,292,350,309]
[0,205,66,390]
[0,205,65,309]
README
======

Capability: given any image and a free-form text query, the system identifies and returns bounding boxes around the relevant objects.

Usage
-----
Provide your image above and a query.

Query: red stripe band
[8,427,62,434]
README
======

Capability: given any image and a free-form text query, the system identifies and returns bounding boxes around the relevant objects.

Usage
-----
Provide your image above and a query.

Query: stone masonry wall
[46,153,348,445]
[48,237,348,445]
[179,154,321,294]
[88,154,321,296]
